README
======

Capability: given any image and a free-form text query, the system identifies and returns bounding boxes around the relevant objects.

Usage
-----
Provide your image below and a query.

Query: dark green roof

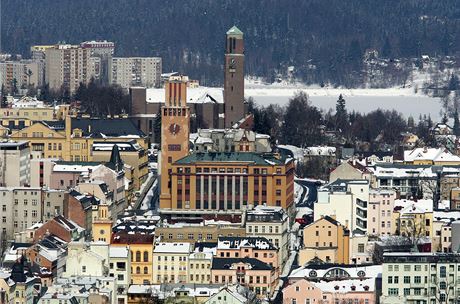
[227,25,243,36]
[175,152,285,166]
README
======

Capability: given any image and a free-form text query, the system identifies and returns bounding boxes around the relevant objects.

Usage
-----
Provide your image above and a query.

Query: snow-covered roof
[109,246,129,258]
[311,278,375,293]
[146,87,224,104]
[370,165,437,179]
[433,211,460,224]
[53,163,101,173]
[394,199,433,213]
[404,147,460,163]
[289,264,382,281]
[217,237,275,250]
[154,242,191,254]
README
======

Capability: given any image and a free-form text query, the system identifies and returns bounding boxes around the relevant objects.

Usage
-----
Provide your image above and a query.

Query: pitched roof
[71,118,145,137]
[227,25,243,36]
[175,152,285,166]
[111,232,154,244]
[106,144,124,172]
[217,236,276,250]
[212,257,272,271]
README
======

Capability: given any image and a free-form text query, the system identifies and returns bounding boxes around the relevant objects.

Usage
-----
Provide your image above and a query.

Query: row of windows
[247,225,280,234]
[291,299,370,304]
[159,232,214,240]
[155,265,187,271]
[157,255,187,262]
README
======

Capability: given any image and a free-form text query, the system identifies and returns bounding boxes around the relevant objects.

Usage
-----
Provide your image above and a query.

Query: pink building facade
[211,258,276,298]
[367,189,395,236]
[283,279,376,304]
[216,237,279,278]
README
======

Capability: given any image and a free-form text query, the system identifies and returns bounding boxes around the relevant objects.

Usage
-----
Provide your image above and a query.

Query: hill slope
[3,0,460,86]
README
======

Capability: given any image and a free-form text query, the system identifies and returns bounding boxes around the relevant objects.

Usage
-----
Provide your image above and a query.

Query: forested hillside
[3,0,460,86]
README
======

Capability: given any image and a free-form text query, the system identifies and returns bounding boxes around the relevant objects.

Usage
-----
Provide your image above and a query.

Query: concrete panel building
[45,44,100,94]
[109,57,161,89]
[0,141,31,187]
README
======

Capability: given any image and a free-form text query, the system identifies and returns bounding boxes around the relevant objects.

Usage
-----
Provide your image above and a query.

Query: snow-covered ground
[245,85,443,120]
[140,176,157,210]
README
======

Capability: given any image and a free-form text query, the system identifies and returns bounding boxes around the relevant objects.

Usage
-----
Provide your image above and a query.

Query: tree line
[250,92,436,150]
[3,0,460,87]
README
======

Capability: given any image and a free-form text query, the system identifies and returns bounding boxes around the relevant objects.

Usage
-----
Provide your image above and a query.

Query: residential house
[111,232,154,285]
[33,215,85,243]
[211,258,276,298]
[315,179,369,234]
[108,246,131,304]
[245,205,289,267]
[368,189,396,236]
[329,160,372,183]
[283,278,375,304]
[216,237,280,279]
[381,252,460,303]
[152,242,192,284]
[299,216,350,265]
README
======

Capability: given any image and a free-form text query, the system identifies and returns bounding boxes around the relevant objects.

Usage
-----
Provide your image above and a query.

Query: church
[129,26,250,141]
[158,74,295,217]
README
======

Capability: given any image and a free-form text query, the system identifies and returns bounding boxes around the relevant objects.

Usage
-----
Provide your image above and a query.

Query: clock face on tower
[229,58,235,70]
[169,123,181,135]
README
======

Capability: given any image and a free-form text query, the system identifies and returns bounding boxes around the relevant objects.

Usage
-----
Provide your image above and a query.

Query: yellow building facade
[10,116,148,189]
[91,204,113,243]
[299,216,350,265]
[111,233,154,285]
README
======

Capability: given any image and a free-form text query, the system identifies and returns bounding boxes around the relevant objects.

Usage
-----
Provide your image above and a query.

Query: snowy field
[245,86,443,120]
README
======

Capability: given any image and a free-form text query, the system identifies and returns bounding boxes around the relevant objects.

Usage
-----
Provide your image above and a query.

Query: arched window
[136,266,140,274]
[324,268,350,279]
[136,251,141,262]
[144,267,148,274]
[131,251,134,262]
[143,251,149,262]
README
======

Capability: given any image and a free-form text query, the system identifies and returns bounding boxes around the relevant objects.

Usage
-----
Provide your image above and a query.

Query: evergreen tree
[442,113,448,124]
[448,74,459,91]
[454,110,460,136]
[335,94,348,133]
[153,109,162,144]
[407,115,415,130]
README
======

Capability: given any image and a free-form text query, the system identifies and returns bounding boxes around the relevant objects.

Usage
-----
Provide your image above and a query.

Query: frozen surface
[246,87,442,120]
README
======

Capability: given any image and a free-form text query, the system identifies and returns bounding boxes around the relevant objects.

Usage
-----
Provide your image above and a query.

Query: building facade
[152,242,192,284]
[109,57,161,89]
[381,252,460,303]
[223,26,245,128]
[299,216,350,265]
[0,141,31,187]
[45,44,100,94]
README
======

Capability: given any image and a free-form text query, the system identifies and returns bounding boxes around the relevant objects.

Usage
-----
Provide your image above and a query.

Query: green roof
[175,152,285,166]
[227,25,243,36]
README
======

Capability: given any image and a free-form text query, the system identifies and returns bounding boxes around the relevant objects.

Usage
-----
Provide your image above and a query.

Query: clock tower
[159,76,190,209]
[224,25,245,128]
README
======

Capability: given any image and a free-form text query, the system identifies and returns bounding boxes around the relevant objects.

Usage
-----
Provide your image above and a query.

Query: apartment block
[245,205,289,267]
[0,60,45,93]
[0,187,42,241]
[368,189,396,236]
[109,57,162,89]
[45,44,100,94]
[315,179,369,234]
[0,141,31,187]
[381,252,460,303]
[152,242,192,284]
